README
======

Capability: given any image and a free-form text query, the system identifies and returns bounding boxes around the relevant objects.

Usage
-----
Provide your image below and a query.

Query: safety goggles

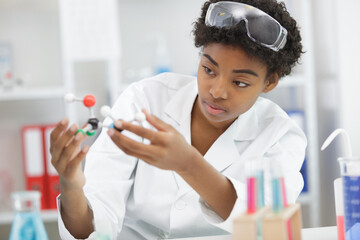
[205,1,288,51]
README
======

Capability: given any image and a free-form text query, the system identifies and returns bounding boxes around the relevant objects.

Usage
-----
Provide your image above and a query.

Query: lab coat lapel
[163,80,198,197]
[203,122,241,173]
[203,105,259,173]
[172,113,194,197]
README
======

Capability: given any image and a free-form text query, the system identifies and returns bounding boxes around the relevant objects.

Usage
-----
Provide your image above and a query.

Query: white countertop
[173,226,337,240]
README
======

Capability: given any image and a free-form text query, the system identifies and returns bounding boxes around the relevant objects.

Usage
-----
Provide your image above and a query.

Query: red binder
[44,125,60,209]
[21,124,59,210]
[21,126,47,209]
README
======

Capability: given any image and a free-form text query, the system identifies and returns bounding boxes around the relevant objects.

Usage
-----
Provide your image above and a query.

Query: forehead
[202,43,267,70]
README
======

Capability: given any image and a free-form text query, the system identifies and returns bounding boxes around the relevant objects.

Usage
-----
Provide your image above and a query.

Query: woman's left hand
[107,109,198,174]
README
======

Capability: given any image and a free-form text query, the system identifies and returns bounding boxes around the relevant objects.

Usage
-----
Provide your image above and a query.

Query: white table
[174,226,338,240]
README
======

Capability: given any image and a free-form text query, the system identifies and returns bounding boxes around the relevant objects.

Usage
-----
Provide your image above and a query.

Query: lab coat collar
[232,105,258,141]
[164,80,198,127]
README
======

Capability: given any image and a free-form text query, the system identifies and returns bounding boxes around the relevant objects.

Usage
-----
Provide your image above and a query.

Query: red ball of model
[83,94,96,107]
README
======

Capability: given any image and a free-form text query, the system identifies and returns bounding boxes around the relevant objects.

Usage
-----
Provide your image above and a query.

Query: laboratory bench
[0,222,337,240]
[174,226,338,240]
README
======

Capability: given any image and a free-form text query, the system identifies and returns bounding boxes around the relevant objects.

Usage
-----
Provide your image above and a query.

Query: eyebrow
[233,69,258,77]
[203,54,218,66]
[203,53,259,77]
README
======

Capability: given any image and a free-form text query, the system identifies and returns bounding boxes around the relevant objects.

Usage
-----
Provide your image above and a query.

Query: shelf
[0,210,58,225]
[0,87,68,101]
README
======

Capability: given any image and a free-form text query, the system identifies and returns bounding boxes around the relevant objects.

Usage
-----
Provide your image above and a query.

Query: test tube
[245,160,258,214]
[256,163,265,209]
[334,178,345,240]
[245,158,266,240]
[270,158,292,240]
[270,158,285,213]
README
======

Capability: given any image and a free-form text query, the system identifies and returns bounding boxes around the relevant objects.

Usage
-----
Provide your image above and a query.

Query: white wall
[312,0,341,227]
[336,0,360,156]
[0,0,62,87]
[117,0,204,83]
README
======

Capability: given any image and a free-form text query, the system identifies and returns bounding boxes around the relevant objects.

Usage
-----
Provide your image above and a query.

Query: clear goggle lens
[205,1,288,52]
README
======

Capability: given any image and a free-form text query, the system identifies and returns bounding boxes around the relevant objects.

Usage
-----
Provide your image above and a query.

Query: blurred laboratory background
[0,0,359,239]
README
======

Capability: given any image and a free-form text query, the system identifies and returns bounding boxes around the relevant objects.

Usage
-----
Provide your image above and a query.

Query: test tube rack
[233,206,270,240]
[263,203,302,240]
[233,203,302,240]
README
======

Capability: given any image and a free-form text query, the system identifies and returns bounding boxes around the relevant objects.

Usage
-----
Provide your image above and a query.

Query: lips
[204,101,226,115]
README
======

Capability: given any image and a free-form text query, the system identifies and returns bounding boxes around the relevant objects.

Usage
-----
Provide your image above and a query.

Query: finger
[57,132,87,170]
[119,148,157,166]
[114,120,161,143]
[142,109,172,132]
[81,122,88,129]
[66,145,90,173]
[107,128,159,157]
[50,118,69,152]
[51,124,79,165]
[70,123,90,144]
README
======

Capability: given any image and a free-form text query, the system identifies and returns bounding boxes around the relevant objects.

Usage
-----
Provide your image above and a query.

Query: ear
[262,73,279,93]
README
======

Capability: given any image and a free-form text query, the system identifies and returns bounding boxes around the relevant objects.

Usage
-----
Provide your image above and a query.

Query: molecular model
[64,93,146,136]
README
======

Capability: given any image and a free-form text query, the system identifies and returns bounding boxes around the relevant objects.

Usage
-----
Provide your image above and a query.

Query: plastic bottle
[154,35,171,74]
[9,191,49,240]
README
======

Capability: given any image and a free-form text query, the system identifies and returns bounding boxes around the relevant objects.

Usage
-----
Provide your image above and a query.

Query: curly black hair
[193,0,303,79]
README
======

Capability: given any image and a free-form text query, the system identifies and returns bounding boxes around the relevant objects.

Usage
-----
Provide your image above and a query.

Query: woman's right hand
[50,118,95,238]
[50,118,89,192]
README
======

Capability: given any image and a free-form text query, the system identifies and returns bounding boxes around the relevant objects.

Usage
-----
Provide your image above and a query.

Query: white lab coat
[57,72,306,240]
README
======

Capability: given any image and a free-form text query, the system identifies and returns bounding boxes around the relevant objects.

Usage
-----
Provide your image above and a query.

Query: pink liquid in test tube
[337,215,345,240]
[281,178,292,240]
[334,178,345,240]
[247,177,257,214]
[280,178,288,207]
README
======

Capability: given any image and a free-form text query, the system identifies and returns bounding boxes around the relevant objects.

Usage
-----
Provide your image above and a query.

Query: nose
[209,76,228,99]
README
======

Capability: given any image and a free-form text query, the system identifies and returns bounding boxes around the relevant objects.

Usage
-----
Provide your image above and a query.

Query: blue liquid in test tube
[257,170,265,208]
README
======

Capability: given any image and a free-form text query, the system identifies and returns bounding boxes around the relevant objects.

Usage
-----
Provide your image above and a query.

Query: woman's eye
[202,66,214,75]
[234,81,249,88]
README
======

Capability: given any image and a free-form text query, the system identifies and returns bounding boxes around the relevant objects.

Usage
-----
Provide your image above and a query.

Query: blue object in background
[286,110,308,193]
[154,34,171,75]
[9,212,49,240]
[346,222,360,240]
[300,158,308,193]
[9,191,49,240]
[156,66,171,74]
[342,175,360,237]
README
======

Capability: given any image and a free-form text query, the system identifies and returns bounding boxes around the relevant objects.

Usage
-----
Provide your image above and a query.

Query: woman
[50,0,306,239]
